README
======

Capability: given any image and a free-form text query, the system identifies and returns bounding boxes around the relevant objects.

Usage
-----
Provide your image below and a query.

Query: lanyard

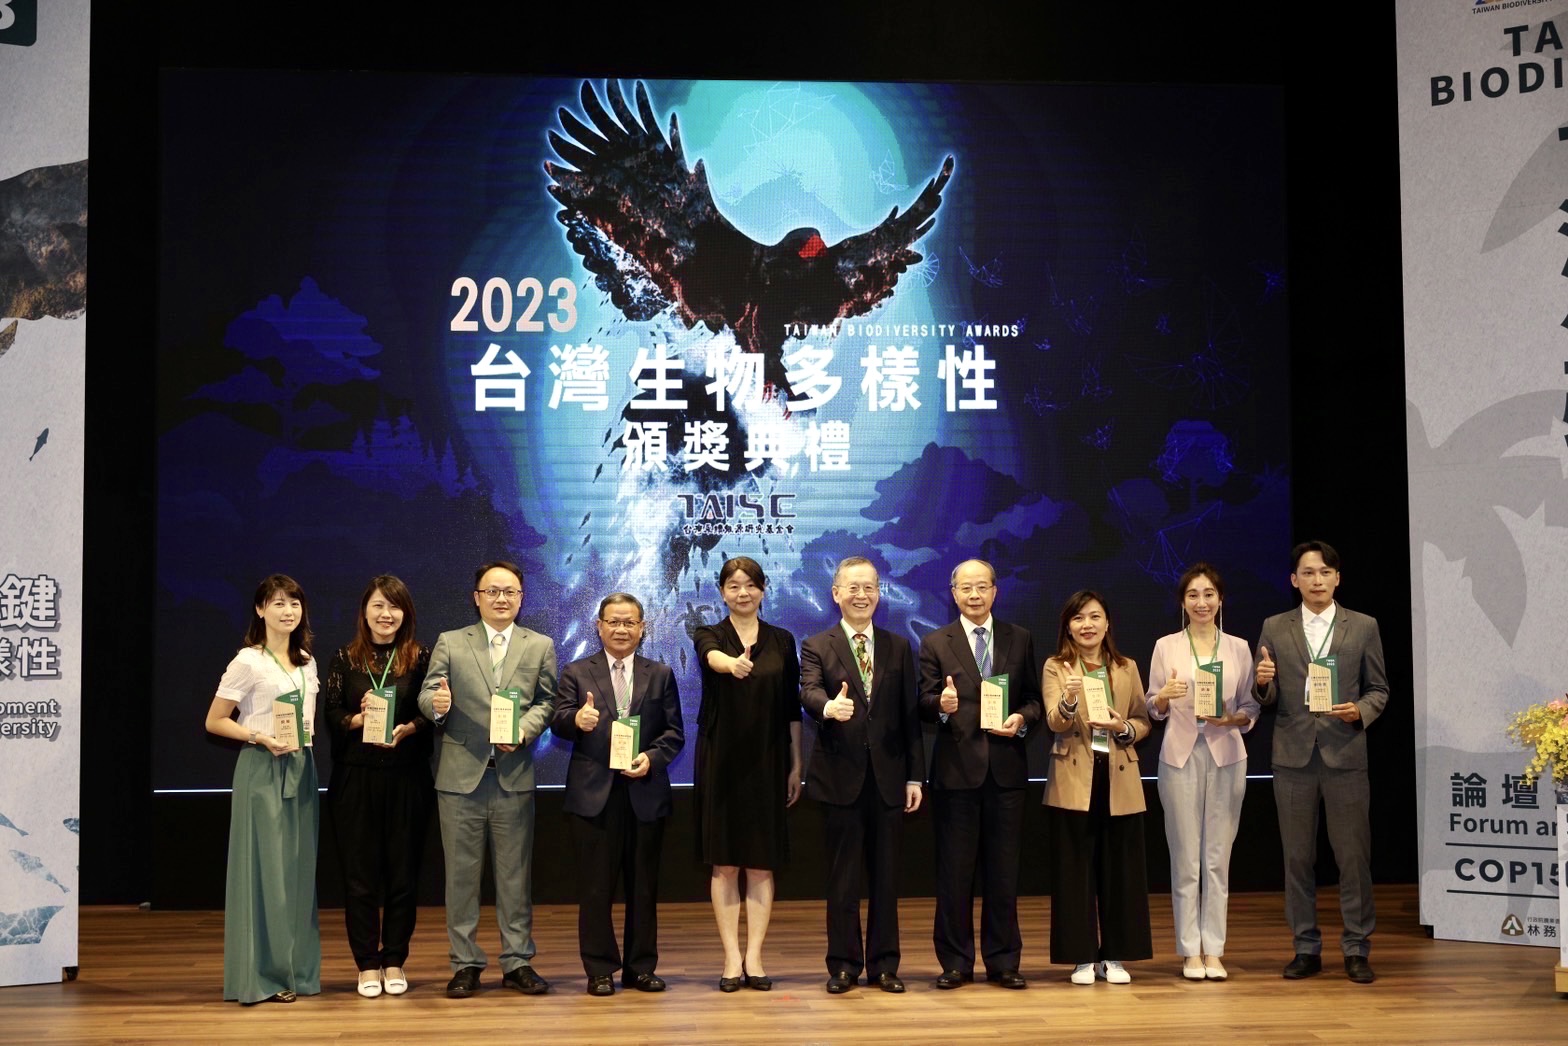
[265,647,305,696]
[374,648,396,692]
[1185,627,1221,668]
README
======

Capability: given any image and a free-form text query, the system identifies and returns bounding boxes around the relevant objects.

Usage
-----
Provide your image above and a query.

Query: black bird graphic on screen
[545,80,953,398]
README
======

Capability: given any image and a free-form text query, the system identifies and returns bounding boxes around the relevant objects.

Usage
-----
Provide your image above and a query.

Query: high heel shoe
[744,963,772,991]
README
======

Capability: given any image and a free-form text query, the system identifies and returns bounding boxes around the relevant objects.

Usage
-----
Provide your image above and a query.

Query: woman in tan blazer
[1042,590,1152,985]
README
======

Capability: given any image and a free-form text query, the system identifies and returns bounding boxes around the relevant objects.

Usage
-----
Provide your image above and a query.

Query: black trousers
[1048,753,1153,964]
[932,773,1025,975]
[822,764,904,977]
[568,780,666,979]
[327,765,432,970]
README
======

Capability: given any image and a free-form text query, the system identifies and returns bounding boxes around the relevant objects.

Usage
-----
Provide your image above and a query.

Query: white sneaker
[1100,960,1131,984]
[1070,963,1096,985]
[1182,956,1206,980]
[357,969,383,998]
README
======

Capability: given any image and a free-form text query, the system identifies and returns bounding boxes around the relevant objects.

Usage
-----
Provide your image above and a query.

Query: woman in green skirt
[204,574,322,1004]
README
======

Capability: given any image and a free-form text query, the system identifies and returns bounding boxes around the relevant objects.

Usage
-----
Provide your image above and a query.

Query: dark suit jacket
[551,651,684,821]
[917,618,1042,790]
[1253,603,1388,771]
[800,624,925,808]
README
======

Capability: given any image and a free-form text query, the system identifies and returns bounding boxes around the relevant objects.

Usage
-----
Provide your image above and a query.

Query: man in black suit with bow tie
[550,592,685,996]
[801,557,925,995]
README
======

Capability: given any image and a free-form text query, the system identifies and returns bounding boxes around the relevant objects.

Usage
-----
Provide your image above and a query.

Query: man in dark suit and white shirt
[1253,540,1388,985]
[418,560,556,998]
[550,593,684,996]
[800,557,925,995]
[917,558,1042,990]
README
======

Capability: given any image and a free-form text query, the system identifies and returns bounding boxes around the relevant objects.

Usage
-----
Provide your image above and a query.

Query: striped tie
[491,631,506,686]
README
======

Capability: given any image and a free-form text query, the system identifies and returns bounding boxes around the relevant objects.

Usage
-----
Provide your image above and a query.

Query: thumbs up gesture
[731,645,754,680]
[1158,666,1188,705]
[431,676,452,716]
[1062,661,1084,703]
[1255,645,1276,688]
[826,681,855,721]
[575,690,601,732]
[940,674,959,714]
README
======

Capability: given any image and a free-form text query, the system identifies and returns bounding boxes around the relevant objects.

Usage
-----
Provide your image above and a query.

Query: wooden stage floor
[5,885,1564,1044]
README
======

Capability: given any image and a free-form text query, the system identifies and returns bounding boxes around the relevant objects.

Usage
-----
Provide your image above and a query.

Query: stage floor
[5,885,1563,1044]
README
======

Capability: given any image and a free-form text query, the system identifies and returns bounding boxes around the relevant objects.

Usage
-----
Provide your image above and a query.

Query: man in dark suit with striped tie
[918,558,1042,990]
[551,593,685,996]
[800,557,925,995]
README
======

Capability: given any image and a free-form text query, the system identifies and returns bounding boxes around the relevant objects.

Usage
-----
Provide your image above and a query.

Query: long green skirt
[223,745,321,1002]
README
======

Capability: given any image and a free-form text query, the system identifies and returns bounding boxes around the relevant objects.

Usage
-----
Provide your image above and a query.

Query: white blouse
[216,646,319,744]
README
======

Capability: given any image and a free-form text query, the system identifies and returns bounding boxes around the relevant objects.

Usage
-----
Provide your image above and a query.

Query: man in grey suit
[1253,540,1388,984]
[419,560,557,998]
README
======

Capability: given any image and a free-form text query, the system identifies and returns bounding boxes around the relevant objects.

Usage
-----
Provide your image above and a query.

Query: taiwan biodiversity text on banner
[1397,1,1568,952]
[0,1,89,987]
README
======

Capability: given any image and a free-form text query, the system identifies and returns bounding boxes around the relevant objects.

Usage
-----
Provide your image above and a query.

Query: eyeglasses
[953,583,993,596]
[478,587,521,600]
[599,618,643,631]
[836,584,879,596]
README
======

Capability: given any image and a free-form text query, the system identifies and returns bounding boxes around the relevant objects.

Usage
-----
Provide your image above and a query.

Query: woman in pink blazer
[1146,563,1258,981]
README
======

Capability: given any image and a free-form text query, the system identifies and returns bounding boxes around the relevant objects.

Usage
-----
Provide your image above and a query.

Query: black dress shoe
[935,969,966,990]
[1282,953,1322,979]
[445,966,481,998]
[874,972,905,994]
[986,969,1027,990]
[587,974,614,996]
[825,971,855,994]
[627,973,665,992]
[1344,955,1376,984]
[502,964,550,995]
[718,974,745,993]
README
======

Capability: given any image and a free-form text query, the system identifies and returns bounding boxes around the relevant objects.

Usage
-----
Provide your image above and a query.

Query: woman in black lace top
[322,575,433,998]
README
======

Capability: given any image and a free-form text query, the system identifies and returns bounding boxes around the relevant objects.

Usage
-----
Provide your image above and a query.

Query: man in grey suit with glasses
[419,559,557,998]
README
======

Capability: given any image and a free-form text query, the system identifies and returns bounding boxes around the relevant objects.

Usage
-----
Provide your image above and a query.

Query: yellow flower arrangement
[1507,696,1568,785]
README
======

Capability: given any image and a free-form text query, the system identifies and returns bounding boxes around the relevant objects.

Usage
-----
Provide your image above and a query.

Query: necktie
[853,633,872,701]
[973,626,991,677]
[491,631,506,687]
[613,658,629,717]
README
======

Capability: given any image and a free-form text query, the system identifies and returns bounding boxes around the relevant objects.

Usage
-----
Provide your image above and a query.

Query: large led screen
[157,74,1289,789]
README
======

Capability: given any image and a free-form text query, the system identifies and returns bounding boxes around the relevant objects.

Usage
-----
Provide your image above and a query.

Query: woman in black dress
[321,575,433,998]
[694,556,802,991]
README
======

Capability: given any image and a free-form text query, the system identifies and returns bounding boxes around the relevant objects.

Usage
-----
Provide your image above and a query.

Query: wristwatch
[248,729,258,745]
